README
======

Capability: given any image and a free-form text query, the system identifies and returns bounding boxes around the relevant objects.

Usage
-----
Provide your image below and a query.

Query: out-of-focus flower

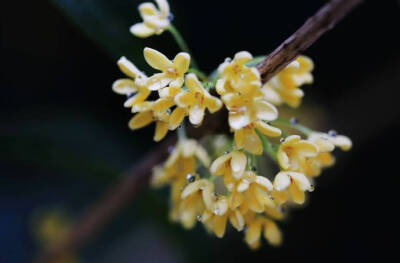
[144,47,190,91]
[244,212,282,249]
[277,135,319,172]
[130,0,171,38]
[262,56,314,108]
[210,150,247,180]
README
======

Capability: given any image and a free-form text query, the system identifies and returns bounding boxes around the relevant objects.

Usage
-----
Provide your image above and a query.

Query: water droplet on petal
[186,173,195,183]
[167,13,174,21]
[197,215,203,221]
[279,138,285,143]
[328,130,337,137]
[224,151,230,155]
[310,184,315,191]
[290,117,298,125]
[251,166,257,172]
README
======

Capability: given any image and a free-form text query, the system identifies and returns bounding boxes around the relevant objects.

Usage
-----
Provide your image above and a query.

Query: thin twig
[33,0,362,262]
[257,0,362,83]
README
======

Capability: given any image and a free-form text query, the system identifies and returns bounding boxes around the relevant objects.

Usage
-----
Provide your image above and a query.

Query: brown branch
[33,0,362,262]
[257,0,362,83]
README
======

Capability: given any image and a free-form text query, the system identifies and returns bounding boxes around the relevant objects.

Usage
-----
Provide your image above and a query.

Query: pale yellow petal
[130,23,156,38]
[155,0,170,15]
[333,135,352,151]
[277,148,290,170]
[195,145,210,167]
[230,151,247,179]
[289,184,306,204]
[117,56,145,79]
[173,53,191,75]
[234,129,245,150]
[204,94,223,113]
[229,112,251,130]
[169,107,186,130]
[243,129,263,155]
[264,219,282,246]
[255,176,273,191]
[188,105,205,125]
[254,120,281,137]
[210,154,231,175]
[233,51,253,65]
[144,47,173,71]
[146,73,172,91]
[168,77,184,89]
[296,141,319,157]
[245,219,262,246]
[274,172,291,191]
[181,180,202,199]
[213,214,228,238]
[175,91,195,107]
[128,111,153,130]
[254,100,278,121]
[154,121,168,141]
[112,79,137,95]
[138,3,157,16]
[289,172,312,192]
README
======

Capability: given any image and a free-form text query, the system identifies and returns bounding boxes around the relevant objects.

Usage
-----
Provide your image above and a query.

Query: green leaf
[50,0,147,67]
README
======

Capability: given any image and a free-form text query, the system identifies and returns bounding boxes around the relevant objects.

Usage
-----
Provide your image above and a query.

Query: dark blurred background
[1,0,399,262]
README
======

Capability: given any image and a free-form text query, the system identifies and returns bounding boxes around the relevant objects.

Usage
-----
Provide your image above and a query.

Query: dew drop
[242,225,248,233]
[225,57,232,63]
[251,166,257,172]
[279,138,285,143]
[328,130,337,137]
[310,184,315,192]
[186,173,195,183]
[166,108,171,114]
[197,215,203,221]
[167,13,174,21]
[214,208,220,215]
[167,146,174,153]
[290,117,298,125]
[224,151,230,155]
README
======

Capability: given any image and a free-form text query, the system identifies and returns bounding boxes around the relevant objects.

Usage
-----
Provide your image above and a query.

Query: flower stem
[177,121,187,140]
[168,24,200,70]
[256,130,278,162]
[271,119,313,136]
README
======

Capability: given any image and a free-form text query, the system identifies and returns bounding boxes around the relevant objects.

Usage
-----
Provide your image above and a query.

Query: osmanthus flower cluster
[112,0,352,249]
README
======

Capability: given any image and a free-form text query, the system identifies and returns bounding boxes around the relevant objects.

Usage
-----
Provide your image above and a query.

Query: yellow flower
[144,47,190,91]
[303,131,351,177]
[130,0,171,38]
[216,51,261,95]
[152,139,210,187]
[233,171,275,212]
[128,100,170,141]
[277,135,319,172]
[272,171,313,204]
[112,57,150,109]
[244,213,282,249]
[197,197,230,238]
[304,152,335,177]
[262,56,313,108]
[210,150,247,180]
[169,73,222,129]
[308,131,352,152]
[234,120,281,155]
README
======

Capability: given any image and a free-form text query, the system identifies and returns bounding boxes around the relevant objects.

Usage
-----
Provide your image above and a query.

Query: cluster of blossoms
[112,0,352,249]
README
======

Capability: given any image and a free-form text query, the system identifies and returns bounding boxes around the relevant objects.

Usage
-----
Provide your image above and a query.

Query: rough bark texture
[257,0,362,83]
[33,0,362,262]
